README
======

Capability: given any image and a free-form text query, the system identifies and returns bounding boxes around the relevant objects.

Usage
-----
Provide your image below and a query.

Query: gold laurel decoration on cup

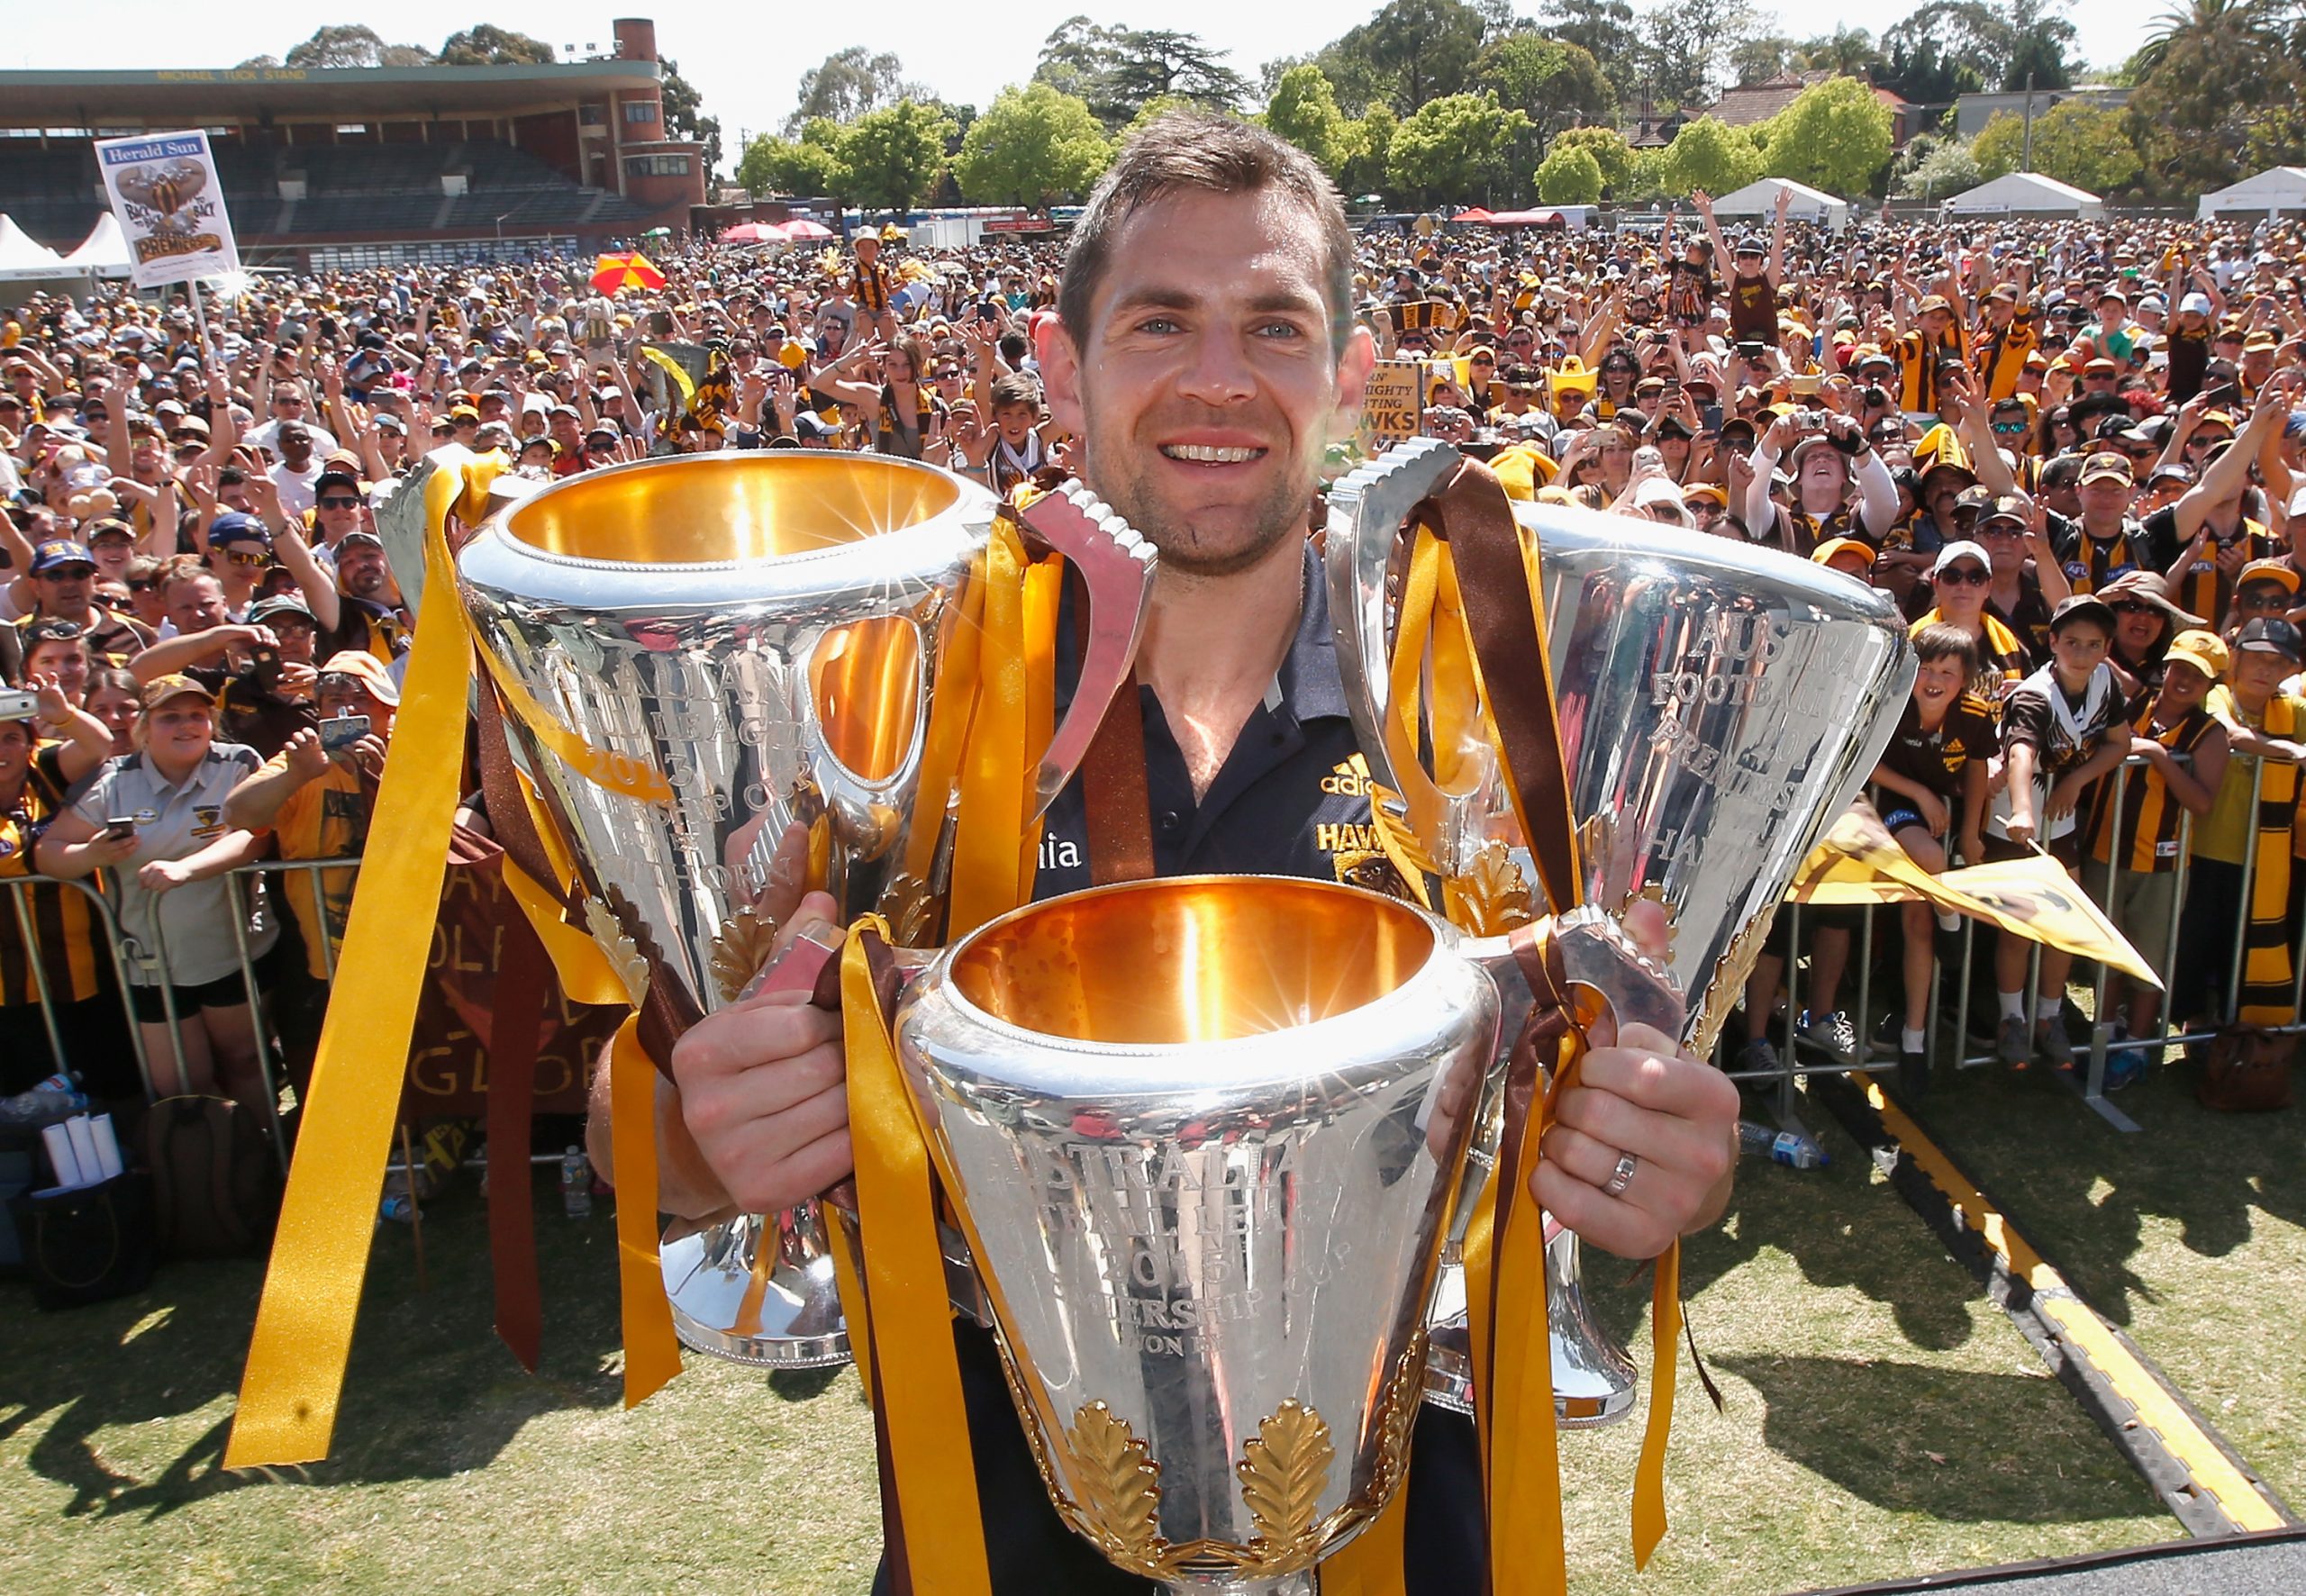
[1237,1400,1335,1558]
[1062,1401,1167,1571]
[707,906,780,1004]
[1443,839,1539,937]
[581,894,653,1011]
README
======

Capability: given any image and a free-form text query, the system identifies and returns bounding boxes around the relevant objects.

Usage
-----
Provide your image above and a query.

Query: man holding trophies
[646,113,1741,1591]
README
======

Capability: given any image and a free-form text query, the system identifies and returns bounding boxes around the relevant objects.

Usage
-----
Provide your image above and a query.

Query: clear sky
[9,2,2161,172]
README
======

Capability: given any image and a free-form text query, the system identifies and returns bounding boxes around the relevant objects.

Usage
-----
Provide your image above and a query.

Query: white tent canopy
[1707,177,1852,231]
[2197,167,2306,222]
[0,214,67,277]
[1942,172,2102,217]
[61,213,132,276]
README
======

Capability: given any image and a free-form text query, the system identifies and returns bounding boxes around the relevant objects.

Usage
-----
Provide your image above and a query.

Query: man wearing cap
[12,539,153,665]
[270,501,407,667]
[1975,277,2038,403]
[2084,626,2229,1085]
[203,512,274,621]
[1746,407,1894,555]
[2055,450,2149,594]
[1693,186,1788,349]
[2225,557,2299,635]
[304,462,373,567]
[1987,592,2129,1066]
[2165,289,2218,404]
[223,649,396,1001]
[1893,289,1971,418]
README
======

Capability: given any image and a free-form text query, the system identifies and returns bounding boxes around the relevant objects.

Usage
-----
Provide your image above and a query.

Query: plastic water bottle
[1737,1120,1829,1169]
[561,1147,594,1218]
[0,1071,88,1125]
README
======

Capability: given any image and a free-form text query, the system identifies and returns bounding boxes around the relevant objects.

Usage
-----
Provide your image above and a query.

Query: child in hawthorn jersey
[1868,623,1993,1094]
[1987,594,2131,1068]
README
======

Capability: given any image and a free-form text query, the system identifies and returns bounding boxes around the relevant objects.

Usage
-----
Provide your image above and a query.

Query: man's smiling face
[1040,186,1372,579]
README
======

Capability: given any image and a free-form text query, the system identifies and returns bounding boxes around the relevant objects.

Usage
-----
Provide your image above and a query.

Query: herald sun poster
[94,131,241,288]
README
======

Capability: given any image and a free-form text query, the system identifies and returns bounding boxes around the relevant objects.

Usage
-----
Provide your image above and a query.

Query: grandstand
[0,17,705,268]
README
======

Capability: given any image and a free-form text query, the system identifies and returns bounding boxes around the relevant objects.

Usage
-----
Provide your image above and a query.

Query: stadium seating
[0,136,651,249]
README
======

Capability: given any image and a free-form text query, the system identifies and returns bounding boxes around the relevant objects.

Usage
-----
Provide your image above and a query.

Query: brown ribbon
[1412,459,1582,918]
[486,909,548,1373]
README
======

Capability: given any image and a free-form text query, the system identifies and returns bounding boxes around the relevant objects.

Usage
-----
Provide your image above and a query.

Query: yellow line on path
[1856,1074,2286,1535]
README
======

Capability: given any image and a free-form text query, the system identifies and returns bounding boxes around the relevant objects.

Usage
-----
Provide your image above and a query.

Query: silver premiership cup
[455,451,1154,1369]
[895,875,1499,1595]
[1325,439,1913,1423]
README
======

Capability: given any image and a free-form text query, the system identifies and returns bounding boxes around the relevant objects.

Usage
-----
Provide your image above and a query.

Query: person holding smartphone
[38,676,279,1113]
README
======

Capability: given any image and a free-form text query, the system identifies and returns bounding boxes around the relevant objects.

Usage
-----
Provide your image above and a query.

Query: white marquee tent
[1706,177,1852,231]
[0,214,66,278]
[1941,172,2103,218]
[61,213,133,277]
[2196,167,2306,221]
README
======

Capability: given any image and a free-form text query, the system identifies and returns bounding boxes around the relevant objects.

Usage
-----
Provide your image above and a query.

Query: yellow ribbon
[948,519,1034,938]
[1633,1238,1682,1568]
[1319,1474,1411,1595]
[841,920,992,1596]
[902,549,990,892]
[607,1016,683,1406]
[226,457,504,1468]
[499,857,628,1010]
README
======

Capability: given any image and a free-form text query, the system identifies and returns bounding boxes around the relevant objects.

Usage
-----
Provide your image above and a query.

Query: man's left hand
[1535,1019,1739,1260]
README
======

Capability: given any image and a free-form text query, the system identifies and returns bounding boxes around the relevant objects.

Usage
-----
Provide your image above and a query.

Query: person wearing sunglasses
[203,512,274,621]
[1911,540,2034,703]
[2093,568,2203,694]
[2223,558,2299,637]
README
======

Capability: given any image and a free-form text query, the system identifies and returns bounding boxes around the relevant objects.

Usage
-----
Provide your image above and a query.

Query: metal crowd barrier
[3,857,361,1176]
[1739,751,2306,1136]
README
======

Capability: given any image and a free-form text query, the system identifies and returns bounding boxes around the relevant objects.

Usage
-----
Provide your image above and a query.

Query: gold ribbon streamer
[1632,1238,1682,1568]
[842,920,993,1596]
[499,857,629,1009]
[225,458,504,1468]
[948,521,1033,938]
[607,1015,683,1406]
[1320,1483,1410,1596]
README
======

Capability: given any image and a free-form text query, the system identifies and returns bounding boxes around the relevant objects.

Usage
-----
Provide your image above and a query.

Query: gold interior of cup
[952,878,1434,1046]
[811,616,921,783]
[504,454,961,564]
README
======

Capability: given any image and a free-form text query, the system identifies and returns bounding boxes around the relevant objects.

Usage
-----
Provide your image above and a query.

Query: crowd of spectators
[2,182,2303,1120]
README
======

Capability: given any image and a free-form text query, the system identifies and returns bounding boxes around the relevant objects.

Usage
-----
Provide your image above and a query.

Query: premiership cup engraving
[895,876,1496,1591]
[455,452,1156,1370]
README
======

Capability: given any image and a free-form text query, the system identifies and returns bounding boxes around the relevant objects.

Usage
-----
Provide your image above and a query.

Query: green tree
[436,25,555,66]
[1470,35,1617,141]
[1537,0,1644,102]
[1657,116,1765,195]
[953,83,1112,205]
[1639,0,1763,111]
[836,101,955,210]
[1730,35,1802,85]
[2129,0,2303,192]
[1533,143,1604,202]
[1385,91,1533,205]
[1892,131,1984,198]
[1036,22,1251,130]
[1122,94,1210,141]
[1801,25,1887,78]
[1263,64,1355,174]
[658,59,723,176]
[736,122,849,199]
[1339,104,1400,200]
[1971,103,2141,193]
[1546,124,1637,194]
[1312,0,1498,117]
[284,25,433,68]
[1752,76,1893,195]
[786,49,916,134]
[1624,145,1674,202]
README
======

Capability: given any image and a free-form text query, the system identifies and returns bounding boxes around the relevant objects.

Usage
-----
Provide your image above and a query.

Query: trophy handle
[1323,438,1464,813]
[1017,482,1158,821]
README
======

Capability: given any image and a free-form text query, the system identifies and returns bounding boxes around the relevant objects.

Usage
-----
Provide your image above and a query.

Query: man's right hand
[667,889,850,1216]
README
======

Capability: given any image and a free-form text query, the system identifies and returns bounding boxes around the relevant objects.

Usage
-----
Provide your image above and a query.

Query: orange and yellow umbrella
[591,252,667,295]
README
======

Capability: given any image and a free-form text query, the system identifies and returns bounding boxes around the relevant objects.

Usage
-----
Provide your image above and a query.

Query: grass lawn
[1,1111,2177,1596]
[1909,1056,2306,1515]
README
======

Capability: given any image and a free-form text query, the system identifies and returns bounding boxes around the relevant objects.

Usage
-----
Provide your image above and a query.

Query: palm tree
[2133,0,2275,77]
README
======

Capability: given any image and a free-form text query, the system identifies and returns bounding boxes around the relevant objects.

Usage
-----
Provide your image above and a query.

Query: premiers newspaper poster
[94,131,240,288]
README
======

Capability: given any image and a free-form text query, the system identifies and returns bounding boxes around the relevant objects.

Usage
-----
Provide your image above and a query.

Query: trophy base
[660,1207,853,1369]
[1421,1230,1639,1427]
[1160,1575,1314,1596]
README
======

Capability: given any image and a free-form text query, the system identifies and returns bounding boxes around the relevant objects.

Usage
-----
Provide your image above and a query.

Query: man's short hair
[1058,110,1354,360]
[989,372,1040,413]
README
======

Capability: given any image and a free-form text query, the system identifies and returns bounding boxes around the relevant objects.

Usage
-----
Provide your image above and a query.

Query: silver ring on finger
[1602,1149,1639,1198]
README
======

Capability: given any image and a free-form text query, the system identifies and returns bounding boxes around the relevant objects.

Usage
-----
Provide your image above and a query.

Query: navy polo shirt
[1030,541,1380,894]
[876,541,1487,1596]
